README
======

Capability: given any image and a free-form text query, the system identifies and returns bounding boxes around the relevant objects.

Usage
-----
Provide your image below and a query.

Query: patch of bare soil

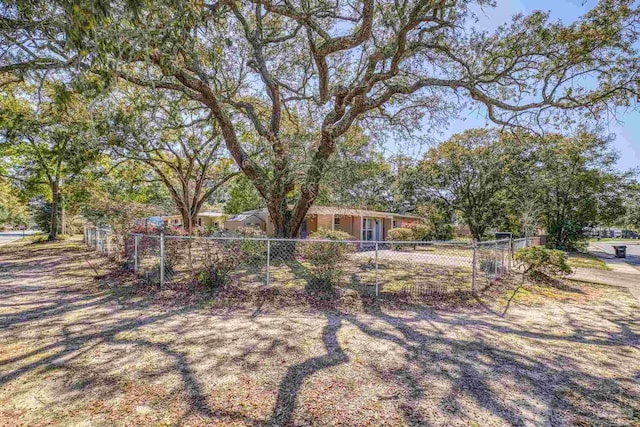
[1,238,639,426]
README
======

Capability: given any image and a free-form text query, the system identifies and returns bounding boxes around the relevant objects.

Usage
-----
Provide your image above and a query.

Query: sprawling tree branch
[2,0,638,236]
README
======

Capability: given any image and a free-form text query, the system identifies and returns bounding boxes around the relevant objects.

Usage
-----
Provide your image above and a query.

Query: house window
[334,216,340,226]
[392,220,397,228]
[362,218,374,241]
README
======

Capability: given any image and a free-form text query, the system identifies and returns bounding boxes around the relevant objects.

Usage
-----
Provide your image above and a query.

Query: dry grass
[567,252,611,271]
[1,237,639,426]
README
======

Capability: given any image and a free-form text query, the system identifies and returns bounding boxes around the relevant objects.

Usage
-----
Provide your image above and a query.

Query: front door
[300,219,308,238]
[374,220,381,241]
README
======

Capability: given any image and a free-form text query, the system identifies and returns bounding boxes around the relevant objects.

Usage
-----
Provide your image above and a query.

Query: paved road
[591,241,640,267]
[0,230,38,245]
[576,241,640,300]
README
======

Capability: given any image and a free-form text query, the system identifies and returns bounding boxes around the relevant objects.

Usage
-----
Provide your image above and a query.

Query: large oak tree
[107,88,239,233]
[2,0,638,236]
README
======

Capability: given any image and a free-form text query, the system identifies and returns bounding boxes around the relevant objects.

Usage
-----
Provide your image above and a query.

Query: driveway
[350,248,472,269]
[0,230,37,246]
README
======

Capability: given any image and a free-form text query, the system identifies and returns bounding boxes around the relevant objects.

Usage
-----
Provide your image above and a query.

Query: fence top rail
[85,226,113,232]
[124,232,475,246]
[96,226,513,247]
[476,238,512,245]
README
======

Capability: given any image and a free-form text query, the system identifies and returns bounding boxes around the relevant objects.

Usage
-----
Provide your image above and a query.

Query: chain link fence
[85,226,534,298]
[84,226,115,256]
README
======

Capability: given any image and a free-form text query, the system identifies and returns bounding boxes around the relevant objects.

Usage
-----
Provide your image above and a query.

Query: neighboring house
[224,211,267,231]
[197,211,228,229]
[161,215,183,227]
[155,211,228,229]
[225,206,422,240]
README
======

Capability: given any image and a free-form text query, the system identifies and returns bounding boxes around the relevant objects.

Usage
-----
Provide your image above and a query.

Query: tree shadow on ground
[1,240,639,426]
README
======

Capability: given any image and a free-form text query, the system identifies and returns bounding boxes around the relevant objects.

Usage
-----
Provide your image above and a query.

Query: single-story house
[196,211,228,229]
[224,211,267,231]
[156,211,228,229]
[225,206,422,240]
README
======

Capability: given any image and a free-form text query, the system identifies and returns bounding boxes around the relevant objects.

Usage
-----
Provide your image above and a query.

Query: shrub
[308,228,354,241]
[164,237,189,274]
[387,227,414,250]
[188,225,207,236]
[298,228,354,289]
[387,227,414,241]
[198,240,247,288]
[236,226,266,237]
[407,223,430,241]
[163,225,189,236]
[128,223,160,235]
[406,221,454,242]
[236,226,266,262]
[514,246,572,280]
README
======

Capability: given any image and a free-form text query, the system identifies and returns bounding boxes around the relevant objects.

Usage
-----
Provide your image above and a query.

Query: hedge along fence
[85,225,522,299]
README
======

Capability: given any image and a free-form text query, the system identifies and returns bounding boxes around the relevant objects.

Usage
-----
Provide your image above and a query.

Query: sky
[433,0,640,172]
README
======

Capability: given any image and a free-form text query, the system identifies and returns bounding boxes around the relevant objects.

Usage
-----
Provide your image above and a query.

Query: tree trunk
[181,209,192,234]
[467,216,484,242]
[268,206,293,238]
[178,208,202,235]
[60,193,66,236]
[49,182,59,241]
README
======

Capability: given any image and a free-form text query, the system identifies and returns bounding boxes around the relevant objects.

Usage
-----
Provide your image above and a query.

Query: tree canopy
[107,87,238,232]
[3,0,638,236]
[0,83,105,238]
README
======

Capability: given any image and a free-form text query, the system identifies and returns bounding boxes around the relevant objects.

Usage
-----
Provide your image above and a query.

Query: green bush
[236,226,266,262]
[298,228,354,289]
[514,246,572,280]
[387,227,414,241]
[387,227,414,250]
[407,223,430,240]
[198,240,247,288]
[308,228,354,241]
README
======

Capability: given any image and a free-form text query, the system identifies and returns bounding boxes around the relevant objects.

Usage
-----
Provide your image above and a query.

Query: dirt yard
[1,237,639,426]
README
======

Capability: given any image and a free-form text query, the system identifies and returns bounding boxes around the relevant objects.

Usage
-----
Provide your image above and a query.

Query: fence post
[134,235,139,272]
[159,231,165,289]
[266,238,271,287]
[375,240,379,297]
[508,237,512,272]
[471,240,477,292]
